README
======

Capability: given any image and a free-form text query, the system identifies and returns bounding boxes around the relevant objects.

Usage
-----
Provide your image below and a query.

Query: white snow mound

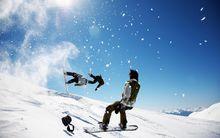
[189,103,220,122]
[0,73,220,138]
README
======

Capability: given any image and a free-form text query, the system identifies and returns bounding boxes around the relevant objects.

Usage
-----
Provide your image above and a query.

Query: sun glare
[54,0,74,8]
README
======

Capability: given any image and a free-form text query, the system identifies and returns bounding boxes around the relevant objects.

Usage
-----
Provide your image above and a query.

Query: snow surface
[0,73,220,138]
[189,103,220,122]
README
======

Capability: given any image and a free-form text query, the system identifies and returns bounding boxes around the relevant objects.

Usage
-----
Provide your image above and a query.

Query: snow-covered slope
[189,103,220,122]
[0,73,220,138]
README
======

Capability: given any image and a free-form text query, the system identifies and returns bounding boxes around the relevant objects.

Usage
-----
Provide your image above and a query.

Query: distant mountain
[163,107,204,116]
[189,103,220,122]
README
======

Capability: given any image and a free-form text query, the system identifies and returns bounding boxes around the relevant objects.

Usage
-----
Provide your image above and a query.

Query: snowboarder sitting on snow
[64,71,104,90]
[99,69,140,130]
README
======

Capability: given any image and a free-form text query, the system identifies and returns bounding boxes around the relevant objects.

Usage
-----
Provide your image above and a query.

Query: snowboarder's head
[129,69,139,81]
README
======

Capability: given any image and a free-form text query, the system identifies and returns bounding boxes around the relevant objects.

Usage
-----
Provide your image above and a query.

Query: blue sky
[0,0,220,111]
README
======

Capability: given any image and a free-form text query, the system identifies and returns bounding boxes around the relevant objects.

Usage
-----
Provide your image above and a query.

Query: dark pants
[102,101,127,126]
[66,72,78,84]
[87,74,97,84]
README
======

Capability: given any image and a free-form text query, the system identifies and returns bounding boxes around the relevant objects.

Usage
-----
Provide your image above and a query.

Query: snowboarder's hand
[95,88,98,91]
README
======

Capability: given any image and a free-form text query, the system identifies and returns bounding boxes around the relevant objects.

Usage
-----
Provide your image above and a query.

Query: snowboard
[63,69,68,93]
[84,125,138,134]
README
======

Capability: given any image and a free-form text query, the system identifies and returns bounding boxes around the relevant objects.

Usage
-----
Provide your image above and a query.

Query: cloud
[0,41,80,86]
[0,0,82,86]
[0,0,85,87]
[0,0,48,31]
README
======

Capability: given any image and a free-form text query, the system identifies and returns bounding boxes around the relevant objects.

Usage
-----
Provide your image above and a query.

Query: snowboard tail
[63,69,68,93]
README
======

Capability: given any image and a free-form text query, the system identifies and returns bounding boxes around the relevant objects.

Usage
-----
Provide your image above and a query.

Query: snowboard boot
[99,122,108,131]
[119,123,127,130]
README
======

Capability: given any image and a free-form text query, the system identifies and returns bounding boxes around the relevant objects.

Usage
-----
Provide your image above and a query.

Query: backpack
[128,80,140,104]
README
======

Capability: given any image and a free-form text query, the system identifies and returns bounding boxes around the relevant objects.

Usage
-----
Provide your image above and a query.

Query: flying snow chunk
[201,17,206,21]
[182,93,185,98]
[105,62,111,68]
[200,7,204,11]
[122,13,126,17]
[128,60,131,64]
[141,38,144,41]
[204,40,208,43]
[150,8,154,11]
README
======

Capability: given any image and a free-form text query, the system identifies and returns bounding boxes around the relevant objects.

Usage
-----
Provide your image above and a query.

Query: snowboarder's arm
[89,73,96,79]
[95,83,104,91]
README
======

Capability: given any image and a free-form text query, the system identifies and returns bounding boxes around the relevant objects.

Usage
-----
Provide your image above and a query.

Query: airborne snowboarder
[88,73,104,91]
[64,71,104,91]
[99,69,140,130]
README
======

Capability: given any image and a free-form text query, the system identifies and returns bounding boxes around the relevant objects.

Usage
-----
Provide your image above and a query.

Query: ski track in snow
[0,73,220,138]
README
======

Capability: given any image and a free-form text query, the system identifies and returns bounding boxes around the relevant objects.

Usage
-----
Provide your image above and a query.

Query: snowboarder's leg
[65,72,78,77]
[88,80,97,84]
[66,77,78,84]
[88,74,98,84]
[102,105,114,125]
[94,83,104,91]
[102,101,121,125]
[119,109,127,129]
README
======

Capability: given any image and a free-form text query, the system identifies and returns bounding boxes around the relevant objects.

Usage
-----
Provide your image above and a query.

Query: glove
[95,88,98,91]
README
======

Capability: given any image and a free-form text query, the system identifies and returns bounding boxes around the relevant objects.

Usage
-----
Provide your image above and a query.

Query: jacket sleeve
[122,82,132,101]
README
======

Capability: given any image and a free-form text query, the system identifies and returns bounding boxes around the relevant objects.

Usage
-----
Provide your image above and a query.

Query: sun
[54,0,75,8]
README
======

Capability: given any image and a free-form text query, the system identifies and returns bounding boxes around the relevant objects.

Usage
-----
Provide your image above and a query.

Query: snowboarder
[99,69,140,130]
[88,73,104,91]
[64,71,104,90]
[64,71,87,86]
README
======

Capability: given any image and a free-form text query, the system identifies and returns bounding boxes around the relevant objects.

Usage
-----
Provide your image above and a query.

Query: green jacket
[121,79,140,107]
